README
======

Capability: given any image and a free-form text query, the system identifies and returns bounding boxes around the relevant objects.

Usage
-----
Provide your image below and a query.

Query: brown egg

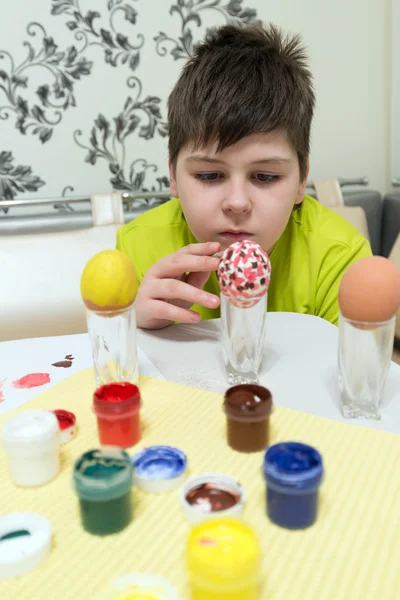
[338,256,400,322]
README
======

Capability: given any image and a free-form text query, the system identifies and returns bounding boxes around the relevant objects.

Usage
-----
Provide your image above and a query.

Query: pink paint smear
[12,373,51,389]
[0,379,6,403]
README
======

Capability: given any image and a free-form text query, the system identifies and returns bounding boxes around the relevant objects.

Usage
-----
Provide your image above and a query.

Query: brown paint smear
[52,354,74,369]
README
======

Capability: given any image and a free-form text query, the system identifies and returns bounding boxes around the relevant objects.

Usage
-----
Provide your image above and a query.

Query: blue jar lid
[263,442,323,491]
[131,446,187,481]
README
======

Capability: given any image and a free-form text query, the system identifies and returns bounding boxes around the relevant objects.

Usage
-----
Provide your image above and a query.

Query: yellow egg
[80,249,138,311]
[338,256,400,322]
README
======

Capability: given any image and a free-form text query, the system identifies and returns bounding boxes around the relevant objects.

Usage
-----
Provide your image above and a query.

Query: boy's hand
[135,242,221,329]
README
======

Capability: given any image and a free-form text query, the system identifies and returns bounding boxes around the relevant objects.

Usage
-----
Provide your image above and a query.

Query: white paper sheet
[0,333,163,416]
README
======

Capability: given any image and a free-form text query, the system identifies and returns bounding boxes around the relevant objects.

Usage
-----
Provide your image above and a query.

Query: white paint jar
[2,410,60,487]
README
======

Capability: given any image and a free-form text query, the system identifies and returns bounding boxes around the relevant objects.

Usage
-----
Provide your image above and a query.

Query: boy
[117,23,371,330]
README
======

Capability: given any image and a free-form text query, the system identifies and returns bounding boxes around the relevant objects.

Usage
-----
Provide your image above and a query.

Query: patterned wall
[0,0,259,207]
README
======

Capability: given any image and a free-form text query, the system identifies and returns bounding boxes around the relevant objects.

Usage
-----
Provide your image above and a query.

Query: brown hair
[168,22,315,181]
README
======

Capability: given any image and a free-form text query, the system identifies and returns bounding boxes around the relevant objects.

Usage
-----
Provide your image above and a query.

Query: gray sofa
[308,189,399,257]
[342,190,383,256]
[381,193,400,257]
[307,190,383,256]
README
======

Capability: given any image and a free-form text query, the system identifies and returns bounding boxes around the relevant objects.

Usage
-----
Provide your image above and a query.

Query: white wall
[264,0,391,193]
[0,0,392,205]
[391,0,400,186]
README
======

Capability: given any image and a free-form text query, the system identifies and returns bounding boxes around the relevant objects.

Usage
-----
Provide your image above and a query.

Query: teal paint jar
[73,448,133,536]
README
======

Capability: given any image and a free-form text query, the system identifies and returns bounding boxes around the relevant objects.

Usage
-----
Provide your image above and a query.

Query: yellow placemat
[0,370,399,600]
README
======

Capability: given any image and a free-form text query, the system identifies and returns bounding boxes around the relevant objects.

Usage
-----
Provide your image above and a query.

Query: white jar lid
[0,512,52,578]
[97,573,180,599]
[180,473,246,523]
[2,410,59,448]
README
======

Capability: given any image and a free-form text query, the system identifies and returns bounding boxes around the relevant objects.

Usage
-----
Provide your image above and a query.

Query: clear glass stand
[86,304,138,386]
[220,293,267,385]
[338,313,395,420]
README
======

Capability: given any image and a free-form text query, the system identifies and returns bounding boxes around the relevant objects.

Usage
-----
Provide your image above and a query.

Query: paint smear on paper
[0,379,6,403]
[12,373,51,389]
[52,354,74,369]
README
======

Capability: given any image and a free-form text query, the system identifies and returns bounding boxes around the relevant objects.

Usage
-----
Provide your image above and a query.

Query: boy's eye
[254,174,279,184]
[195,172,222,183]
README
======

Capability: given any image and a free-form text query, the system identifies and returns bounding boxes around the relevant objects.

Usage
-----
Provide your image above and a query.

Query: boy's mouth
[219,231,253,242]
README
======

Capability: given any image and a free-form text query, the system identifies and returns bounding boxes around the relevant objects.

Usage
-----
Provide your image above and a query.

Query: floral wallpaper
[0,0,259,208]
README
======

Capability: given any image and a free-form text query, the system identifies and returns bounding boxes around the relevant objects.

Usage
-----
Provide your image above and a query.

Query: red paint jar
[93,383,141,448]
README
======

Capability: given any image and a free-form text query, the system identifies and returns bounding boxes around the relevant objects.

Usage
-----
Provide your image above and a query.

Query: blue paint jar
[263,442,323,530]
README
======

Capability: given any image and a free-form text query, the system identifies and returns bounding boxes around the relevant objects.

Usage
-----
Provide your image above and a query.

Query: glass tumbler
[220,293,267,385]
[85,304,138,386]
[338,313,396,419]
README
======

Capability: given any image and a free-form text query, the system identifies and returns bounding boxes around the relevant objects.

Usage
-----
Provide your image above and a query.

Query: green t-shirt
[116,195,371,325]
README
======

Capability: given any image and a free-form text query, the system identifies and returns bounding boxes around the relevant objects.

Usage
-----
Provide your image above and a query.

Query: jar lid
[97,573,180,599]
[93,383,141,416]
[264,442,324,491]
[131,446,187,493]
[0,512,52,579]
[2,410,59,447]
[187,518,261,583]
[73,448,133,501]
[180,473,246,523]
[52,409,77,445]
[224,384,272,419]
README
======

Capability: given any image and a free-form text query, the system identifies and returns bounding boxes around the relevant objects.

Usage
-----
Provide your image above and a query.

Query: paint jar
[1,410,60,487]
[263,442,324,529]
[186,518,261,600]
[93,382,141,448]
[224,384,272,452]
[181,473,246,523]
[73,448,133,536]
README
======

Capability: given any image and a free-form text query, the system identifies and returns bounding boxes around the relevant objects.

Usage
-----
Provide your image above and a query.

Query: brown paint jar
[224,384,272,452]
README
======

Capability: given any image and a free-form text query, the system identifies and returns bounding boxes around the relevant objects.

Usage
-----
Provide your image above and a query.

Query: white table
[0,313,399,434]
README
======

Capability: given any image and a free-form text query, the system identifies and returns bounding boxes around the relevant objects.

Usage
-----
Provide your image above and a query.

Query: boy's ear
[168,159,178,198]
[295,158,310,204]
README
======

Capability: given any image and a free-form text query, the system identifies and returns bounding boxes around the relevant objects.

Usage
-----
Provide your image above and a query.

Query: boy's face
[169,131,309,253]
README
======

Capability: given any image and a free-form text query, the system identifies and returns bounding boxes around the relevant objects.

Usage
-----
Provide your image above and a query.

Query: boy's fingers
[150,252,220,279]
[148,278,219,309]
[186,270,219,295]
[178,242,220,256]
[149,300,201,324]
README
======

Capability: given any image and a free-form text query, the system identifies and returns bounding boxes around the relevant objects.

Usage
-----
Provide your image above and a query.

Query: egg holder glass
[220,293,268,385]
[85,304,138,386]
[338,313,396,420]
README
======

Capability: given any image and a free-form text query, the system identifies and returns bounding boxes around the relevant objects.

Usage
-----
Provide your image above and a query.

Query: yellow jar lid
[187,518,261,583]
[97,574,179,600]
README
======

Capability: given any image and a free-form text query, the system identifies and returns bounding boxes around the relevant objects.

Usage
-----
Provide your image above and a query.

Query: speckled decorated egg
[217,240,271,308]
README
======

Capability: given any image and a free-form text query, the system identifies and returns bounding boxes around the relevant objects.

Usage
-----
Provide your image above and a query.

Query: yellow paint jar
[186,518,261,599]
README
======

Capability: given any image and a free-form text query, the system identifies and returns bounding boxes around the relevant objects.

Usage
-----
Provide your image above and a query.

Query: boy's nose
[222,190,252,214]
